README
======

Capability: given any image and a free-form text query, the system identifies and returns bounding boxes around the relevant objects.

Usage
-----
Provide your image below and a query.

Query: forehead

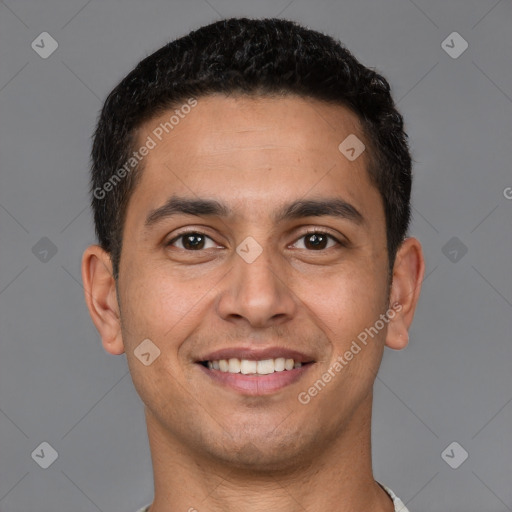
[129,93,380,222]
[142,93,365,159]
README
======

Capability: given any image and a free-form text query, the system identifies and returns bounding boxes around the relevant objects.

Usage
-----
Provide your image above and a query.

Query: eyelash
[166,229,345,251]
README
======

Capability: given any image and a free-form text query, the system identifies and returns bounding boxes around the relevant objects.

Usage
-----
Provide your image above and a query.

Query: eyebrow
[144,195,365,230]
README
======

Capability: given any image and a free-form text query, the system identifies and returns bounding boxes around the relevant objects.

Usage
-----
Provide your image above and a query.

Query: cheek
[296,264,385,335]
[119,257,220,346]
[297,263,389,390]
[119,264,202,415]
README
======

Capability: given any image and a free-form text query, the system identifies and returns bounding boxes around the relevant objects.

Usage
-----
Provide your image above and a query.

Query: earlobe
[385,317,410,350]
[385,237,425,351]
[81,245,125,355]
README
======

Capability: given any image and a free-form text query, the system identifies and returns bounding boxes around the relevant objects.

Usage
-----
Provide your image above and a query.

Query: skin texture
[82,94,424,512]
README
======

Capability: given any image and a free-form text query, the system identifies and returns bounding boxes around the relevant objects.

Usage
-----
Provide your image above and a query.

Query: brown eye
[304,233,328,250]
[291,232,340,251]
[168,232,217,250]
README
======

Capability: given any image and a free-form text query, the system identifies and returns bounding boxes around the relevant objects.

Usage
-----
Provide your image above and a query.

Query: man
[82,17,424,512]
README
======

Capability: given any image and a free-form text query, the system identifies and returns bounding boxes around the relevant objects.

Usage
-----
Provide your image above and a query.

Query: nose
[215,245,297,329]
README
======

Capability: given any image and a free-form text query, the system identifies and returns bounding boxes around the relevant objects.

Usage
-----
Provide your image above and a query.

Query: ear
[81,245,125,355]
[385,237,425,350]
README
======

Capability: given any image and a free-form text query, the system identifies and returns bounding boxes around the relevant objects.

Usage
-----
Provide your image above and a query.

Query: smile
[201,357,303,374]
[197,357,315,395]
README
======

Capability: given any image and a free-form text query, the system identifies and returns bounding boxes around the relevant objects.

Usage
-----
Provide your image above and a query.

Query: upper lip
[197,346,315,363]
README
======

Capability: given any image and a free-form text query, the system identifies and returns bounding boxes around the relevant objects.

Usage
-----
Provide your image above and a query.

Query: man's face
[117,94,391,468]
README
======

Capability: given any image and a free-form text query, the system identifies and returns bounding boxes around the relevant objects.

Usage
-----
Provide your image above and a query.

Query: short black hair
[91,17,412,280]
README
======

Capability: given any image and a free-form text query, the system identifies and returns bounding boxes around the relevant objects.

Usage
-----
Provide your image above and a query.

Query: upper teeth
[207,358,302,374]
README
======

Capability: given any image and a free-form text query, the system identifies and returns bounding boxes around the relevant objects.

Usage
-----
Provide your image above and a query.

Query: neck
[145,394,394,512]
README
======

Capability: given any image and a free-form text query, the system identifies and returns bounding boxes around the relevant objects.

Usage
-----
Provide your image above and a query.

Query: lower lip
[196,363,314,395]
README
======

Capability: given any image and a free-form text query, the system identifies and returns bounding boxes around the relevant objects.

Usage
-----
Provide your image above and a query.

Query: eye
[291,231,342,251]
[167,231,219,251]
[166,230,343,252]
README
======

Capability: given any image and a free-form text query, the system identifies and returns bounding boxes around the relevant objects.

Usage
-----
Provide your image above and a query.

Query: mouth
[195,349,316,395]
[198,357,312,373]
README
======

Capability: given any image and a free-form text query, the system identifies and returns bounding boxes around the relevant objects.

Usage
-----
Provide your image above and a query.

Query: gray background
[0,0,511,510]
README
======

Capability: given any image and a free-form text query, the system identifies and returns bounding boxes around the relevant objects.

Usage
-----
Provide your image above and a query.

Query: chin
[204,428,317,473]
